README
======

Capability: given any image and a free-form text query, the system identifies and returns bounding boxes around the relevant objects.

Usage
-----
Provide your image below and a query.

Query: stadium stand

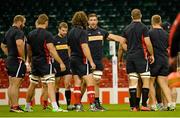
[0,0,179,88]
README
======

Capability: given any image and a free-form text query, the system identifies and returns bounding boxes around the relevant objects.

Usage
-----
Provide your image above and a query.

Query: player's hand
[60,63,66,72]
[148,55,155,64]
[90,62,96,70]
[118,61,123,68]
[25,62,31,72]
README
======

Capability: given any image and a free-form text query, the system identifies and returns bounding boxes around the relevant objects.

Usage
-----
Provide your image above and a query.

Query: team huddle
[1,8,179,113]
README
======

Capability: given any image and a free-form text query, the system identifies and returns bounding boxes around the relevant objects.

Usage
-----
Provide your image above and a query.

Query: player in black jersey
[68,11,97,112]
[149,15,175,111]
[122,9,154,111]
[24,14,67,112]
[1,15,26,112]
[53,22,74,110]
[81,13,125,111]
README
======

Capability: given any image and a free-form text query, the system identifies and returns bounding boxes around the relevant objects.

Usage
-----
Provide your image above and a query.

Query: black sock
[156,92,162,104]
[95,97,100,105]
[56,92,60,107]
[65,90,71,106]
[129,88,137,108]
[136,97,140,108]
[142,88,149,107]
[129,98,133,108]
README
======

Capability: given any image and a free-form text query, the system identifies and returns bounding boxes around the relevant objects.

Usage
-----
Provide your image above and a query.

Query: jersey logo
[55,44,68,50]
[88,35,103,41]
[98,31,101,34]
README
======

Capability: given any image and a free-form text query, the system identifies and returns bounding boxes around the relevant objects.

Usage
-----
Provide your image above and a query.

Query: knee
[128,73,139,88]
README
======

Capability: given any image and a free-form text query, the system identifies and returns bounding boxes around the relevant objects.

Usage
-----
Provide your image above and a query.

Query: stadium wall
[0,88,180,105]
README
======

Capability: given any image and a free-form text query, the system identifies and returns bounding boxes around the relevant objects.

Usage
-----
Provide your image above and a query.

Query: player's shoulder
[97,27,108,33]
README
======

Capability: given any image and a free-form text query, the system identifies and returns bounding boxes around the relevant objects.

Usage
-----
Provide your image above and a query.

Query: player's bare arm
[46,43,66,71]
[81,43,96,69]
[144,37,154,64]
[1,43,8,55]
[16,39,25,61]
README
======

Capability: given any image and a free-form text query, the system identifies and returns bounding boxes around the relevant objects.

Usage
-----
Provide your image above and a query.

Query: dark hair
[88,13,97,19]
[72,11,88,28]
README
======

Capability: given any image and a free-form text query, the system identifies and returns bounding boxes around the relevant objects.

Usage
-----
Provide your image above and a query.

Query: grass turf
[0,104,180,117]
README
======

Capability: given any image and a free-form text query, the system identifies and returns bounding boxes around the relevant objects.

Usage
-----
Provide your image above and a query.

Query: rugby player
[1,15,26,112]
[149,15,175,111]
[81,13,125,111]
[24,14,67,112]
[53,22,74,110]
[121,9,154,111]
[67,11,96,112]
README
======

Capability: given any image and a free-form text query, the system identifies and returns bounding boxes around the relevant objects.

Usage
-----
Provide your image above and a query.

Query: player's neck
[89,26,97,29]
[37,25,46,29]
[133,19,141,22]
[152,25,162,29]
[12,24,20,29]
[58,33,64,38]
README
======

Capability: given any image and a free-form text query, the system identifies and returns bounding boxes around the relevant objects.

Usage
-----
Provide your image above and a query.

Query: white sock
[25,103,31,109]
[172,102,176,107]
[51,102,58,110]
[159,103,163,106]
[151,104,156,108]
[167,102,172,107]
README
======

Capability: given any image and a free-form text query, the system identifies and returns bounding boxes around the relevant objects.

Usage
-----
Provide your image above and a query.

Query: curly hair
[72,11,88,28]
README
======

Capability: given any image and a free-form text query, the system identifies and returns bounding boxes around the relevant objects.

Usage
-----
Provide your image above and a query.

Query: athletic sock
[142,88,149,107]
[43,100,48,108]
[156,93,162,104]
[87,86,95,104]
[55,92,60,107]
[25,103,31,109]
[74,86,82,105]
[136,97,140,108]
[129,88,137,108]
[65,89,71,106]
[51,101,59,110]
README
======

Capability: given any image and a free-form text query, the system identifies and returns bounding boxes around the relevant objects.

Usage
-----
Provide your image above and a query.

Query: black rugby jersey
[87,27,109,61]
[53,35,69,62]
[27,28,54,64]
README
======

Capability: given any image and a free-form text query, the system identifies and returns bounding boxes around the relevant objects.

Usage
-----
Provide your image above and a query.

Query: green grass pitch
[0,104,180,117]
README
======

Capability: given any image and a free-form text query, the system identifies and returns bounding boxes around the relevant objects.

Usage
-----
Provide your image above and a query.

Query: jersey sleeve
[143,26,149,38]
[15,30,24,41]
[79,30,88,44]
[46,32,54,44]
[2,37,7,45]
[101,29,109,39]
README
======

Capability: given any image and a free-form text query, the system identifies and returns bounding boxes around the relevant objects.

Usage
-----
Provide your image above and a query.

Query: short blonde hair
[131,9,141,20]
[58,22,68,29]
[13,15,25,23]
[37,14,49,25]
[151,15,162,25]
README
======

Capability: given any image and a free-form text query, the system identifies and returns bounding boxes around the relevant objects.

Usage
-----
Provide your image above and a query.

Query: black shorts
[31,61,54,77]
[93,60,103,71]
[126,58,149,74]
[150,58,169,77]
[6,58,26,78]
[54,61,71,77]
[70,56,91,78]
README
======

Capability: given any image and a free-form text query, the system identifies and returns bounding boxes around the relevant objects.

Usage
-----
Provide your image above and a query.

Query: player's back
[68,26,88,60]
[149,28,168,58]
[5,26,24,58]
[27,28,53,63]
[123,22,149,59]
